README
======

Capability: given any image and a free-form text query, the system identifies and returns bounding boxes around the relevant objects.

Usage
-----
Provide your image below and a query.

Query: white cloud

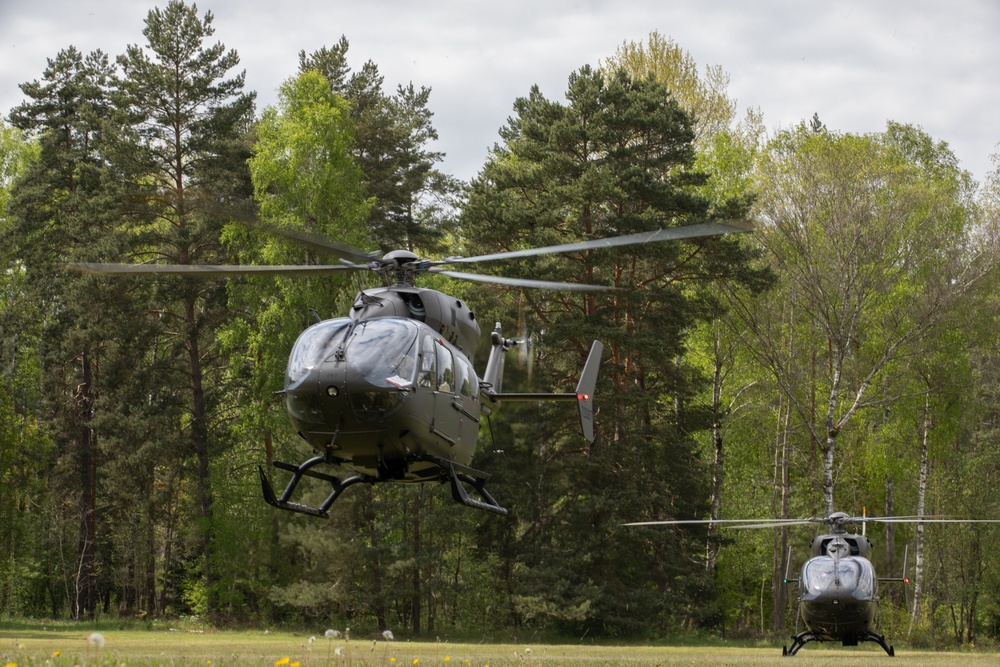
[2,0,998,183]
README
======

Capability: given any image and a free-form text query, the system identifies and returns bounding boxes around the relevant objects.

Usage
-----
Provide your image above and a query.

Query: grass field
[1,627,997,667]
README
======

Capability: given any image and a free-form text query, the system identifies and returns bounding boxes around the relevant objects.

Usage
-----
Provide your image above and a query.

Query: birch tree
[728,122,988,514]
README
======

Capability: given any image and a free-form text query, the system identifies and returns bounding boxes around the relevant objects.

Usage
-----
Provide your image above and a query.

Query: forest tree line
[2,1,1000,647]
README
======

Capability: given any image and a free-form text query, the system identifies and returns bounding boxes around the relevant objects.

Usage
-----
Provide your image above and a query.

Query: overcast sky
[1,0,998,185]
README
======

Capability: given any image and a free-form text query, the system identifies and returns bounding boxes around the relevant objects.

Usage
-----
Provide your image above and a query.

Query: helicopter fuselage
[784,527,893,656]
[284,285,485,483]
[797,552,878,641]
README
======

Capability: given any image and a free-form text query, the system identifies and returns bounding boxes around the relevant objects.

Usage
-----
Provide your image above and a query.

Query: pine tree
[114,0,255,614]
[6,45,131,617]
[461,66,768,634]
[299,38,460,253]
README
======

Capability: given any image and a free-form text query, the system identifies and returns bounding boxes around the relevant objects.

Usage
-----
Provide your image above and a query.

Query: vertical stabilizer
[576,341,603,442]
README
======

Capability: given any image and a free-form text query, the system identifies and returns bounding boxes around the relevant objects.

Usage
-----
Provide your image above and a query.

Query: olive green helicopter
[70,221,746,517]
[627,511,1000,656]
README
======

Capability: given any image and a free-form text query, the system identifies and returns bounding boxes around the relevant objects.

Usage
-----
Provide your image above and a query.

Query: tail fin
[481,327,604,442]
[575,341,603,442]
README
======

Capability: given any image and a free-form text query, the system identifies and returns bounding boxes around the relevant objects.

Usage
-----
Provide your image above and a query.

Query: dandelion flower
[390,659,396,663]
[87,632,106,649]
[292,662,300,667]
[524,648,532,654]
[382,629,395,641]
[4,662,16,667]
[325,629,341,639]
[413,659,420,665]
[444,657,451,663]
[335,647,343,657]
[308,636,316,644]
[274,657,290,666]
[53,652,61,657]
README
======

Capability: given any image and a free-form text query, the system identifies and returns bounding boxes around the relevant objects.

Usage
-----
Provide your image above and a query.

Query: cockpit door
[431,340,461,447]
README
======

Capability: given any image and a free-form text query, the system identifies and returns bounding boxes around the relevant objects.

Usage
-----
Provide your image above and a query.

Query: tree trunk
[411,491,422,636]
[365,487,387,630]
[771,396,791,636]
[822,437,835,515]
[909,394,931,635]
[76,349,97,619]
[707,328,724,574]
[186,297,214,609]
[885,477,898,603]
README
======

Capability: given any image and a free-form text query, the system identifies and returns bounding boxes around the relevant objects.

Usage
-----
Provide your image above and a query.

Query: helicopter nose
[285,364,346,423]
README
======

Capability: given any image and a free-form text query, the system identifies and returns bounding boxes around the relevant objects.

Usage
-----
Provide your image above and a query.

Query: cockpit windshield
[286,318,352,386]
[286,317,421,389]
[345,319,419,388]
[801,557,874,597]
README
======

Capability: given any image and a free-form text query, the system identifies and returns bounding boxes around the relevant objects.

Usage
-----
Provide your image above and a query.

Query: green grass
[1,627,998,666]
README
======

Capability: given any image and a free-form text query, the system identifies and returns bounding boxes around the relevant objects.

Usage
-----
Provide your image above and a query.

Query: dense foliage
[2,1,1000,649]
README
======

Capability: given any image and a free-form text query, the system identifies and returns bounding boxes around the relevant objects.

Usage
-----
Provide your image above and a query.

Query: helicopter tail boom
[483,339,604,442]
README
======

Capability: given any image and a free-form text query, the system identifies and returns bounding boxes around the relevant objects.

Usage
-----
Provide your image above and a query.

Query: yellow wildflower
[53,652,62,657]
[291,662,301,667]
[4,662,17,667]
[445,658,451,663]
[275,658,290,666]
[390,659,396,664]
[413,660,420,665]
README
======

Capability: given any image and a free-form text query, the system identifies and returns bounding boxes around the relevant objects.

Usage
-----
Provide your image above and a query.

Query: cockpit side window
[436,341,455,393]
[418,335,436,389]
[456,355,473,397]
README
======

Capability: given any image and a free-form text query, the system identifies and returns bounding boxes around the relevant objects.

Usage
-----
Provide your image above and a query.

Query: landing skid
[259,456,372,518]
[423,455,508,516]
[259,454,508,517]
[782,631,894,657]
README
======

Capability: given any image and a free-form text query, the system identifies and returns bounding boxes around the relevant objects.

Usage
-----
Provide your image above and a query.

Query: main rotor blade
[430,268,614,291]
[623,518,814,528]
[440,221,750,266]
[862,517,1000,524]
[67,262,362,277]
[255,224,378,263]
[625,515,1000,529]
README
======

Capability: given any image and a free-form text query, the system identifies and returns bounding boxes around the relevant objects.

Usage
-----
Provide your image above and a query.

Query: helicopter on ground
[69,220,747,516]
[626,511,1000,656]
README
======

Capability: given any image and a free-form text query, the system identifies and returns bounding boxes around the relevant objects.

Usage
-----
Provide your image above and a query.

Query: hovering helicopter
[69,220,746,517]
[626,511,1000,656]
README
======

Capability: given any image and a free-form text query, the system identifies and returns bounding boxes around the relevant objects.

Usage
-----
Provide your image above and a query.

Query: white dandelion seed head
[308,635,316,644]
[382,630,395,641]
[524,647,532,654]
[325,629,341,639]
[87,632,106,649]
[335,646,344,657]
